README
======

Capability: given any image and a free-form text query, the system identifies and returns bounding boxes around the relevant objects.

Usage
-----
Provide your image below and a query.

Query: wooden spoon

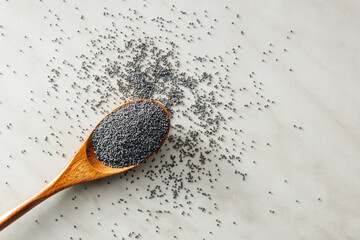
[0,99,170,231]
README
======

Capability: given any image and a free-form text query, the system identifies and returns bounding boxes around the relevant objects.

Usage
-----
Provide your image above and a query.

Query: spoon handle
[0,177,64,231]
[0,150,100,231]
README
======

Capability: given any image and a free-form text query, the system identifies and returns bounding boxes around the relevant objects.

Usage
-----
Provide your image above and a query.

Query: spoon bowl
[86,99,170,175]
[0,99,170,231]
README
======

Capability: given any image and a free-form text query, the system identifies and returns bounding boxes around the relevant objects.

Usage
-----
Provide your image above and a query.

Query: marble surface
[0,0,360,239]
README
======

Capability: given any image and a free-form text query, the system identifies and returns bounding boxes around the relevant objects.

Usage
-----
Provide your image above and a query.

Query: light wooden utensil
[0,99,170,231]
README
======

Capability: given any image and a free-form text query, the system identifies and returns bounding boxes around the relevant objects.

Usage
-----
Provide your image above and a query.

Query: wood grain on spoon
[0,99,170,231]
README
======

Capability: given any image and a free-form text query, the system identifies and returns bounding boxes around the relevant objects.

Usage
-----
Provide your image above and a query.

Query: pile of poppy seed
[46,14,252,201]
[92,100,169,168]
[71,36,242,199]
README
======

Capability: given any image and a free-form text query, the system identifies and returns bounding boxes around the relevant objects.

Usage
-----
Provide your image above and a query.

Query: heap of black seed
[48,24,258,200]
[76,36,239,199]
[92,100,169,168]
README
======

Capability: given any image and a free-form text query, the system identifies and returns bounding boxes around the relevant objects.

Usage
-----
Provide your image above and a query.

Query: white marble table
[0,0,359,239]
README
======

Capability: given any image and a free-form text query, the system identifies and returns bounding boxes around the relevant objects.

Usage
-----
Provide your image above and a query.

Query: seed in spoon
[92,100,169,168]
